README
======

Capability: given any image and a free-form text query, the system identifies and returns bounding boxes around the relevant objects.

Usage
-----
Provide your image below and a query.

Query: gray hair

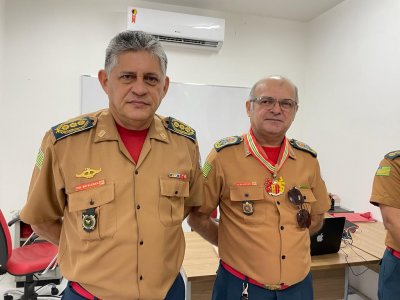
[249,75,298,103]
[104,30,168,76]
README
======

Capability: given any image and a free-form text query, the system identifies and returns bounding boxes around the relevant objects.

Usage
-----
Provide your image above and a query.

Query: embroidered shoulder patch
[51,117,94,142]
[385,150,400,160]
[375,166,391,176]
[202,161,213,178]
[165,117,196,142]
[214,136,243,152]
[290,139,317,157]
[35,148,45,170]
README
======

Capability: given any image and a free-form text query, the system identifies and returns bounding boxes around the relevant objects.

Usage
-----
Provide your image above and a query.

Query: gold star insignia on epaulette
[51,117,94,141]
[385,150,400,160]
[214,136,242,152]
[165,117,196,142]
[289,139,317,157]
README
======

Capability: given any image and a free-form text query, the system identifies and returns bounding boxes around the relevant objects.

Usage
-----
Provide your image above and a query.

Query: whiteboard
[81,75,251,161]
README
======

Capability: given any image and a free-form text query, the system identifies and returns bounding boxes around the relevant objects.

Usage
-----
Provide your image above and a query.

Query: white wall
[305,1,400,298]
[306,0,400,219]
[2,0,306,217]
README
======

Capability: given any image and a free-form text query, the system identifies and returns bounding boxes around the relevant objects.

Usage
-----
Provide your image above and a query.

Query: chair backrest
[0,209,13,269]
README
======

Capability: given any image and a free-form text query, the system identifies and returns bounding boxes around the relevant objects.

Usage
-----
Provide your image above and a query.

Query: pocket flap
[68,183,115,212]
[160,178,189,197]
[230,186,264,201]
[300,189,317,203]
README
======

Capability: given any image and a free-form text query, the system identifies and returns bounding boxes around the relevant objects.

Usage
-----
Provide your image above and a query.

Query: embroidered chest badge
[82,208,96,232]
[76,168,102,179]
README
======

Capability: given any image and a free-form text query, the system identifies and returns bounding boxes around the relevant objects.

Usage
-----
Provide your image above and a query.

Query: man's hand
[187,207,219,246]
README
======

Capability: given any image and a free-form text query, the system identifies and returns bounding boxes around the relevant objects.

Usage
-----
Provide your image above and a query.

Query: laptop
[310,217,345,256]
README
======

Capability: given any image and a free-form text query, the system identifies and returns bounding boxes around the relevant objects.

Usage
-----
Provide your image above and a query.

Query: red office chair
[0,209,60,300]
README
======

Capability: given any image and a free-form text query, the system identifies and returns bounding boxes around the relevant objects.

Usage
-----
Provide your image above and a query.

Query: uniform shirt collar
[243,135,297,160]
[94,109,169,143]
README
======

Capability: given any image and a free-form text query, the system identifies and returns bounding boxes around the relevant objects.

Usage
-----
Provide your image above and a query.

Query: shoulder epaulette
[165,117,196,142]
[51,117,94,142]
[385,150,400,160]
[214,136,243,152]
[290,139,317,157]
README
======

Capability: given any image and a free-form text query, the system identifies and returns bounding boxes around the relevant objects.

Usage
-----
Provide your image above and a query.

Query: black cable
[340,241,370,276]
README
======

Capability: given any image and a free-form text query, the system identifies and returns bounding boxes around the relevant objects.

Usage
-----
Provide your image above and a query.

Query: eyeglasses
[249,96,297,111]
[288,187,311,229]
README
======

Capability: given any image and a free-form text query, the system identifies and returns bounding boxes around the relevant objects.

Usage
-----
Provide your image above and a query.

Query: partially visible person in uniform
[19,30,203,300]
[188,75,331,300]
[370,151,400,300]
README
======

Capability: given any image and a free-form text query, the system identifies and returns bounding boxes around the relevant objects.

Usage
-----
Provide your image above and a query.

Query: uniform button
[89,199,94,205]
[140,240,143,245]
[280,226,284,230]
[244,193,249,197]
[175,191,178,195]
[140,275,143,280]
[137,204,140,209]
[282,255,286,259]
[135,170,138,175]
[277,201,281,205]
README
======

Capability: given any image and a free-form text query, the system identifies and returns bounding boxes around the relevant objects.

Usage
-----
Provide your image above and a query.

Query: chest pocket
[68,183,116,241]
[299,189,317,213]
[159,178,189,227]
[230,186,265,224]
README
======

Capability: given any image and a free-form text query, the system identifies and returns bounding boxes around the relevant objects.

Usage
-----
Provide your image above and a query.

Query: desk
[350,221,386,258]
[183,225,383,300]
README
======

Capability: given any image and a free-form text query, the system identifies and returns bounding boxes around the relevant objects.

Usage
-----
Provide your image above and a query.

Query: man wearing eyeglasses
[188,76,330,300]
[370,151,400,300]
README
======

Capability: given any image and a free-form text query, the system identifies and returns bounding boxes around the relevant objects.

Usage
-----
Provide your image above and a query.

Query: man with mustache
[19,31,203,300]
[188,76,330,300]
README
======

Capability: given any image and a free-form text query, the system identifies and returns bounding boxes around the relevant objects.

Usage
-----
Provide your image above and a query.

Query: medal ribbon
[244,129,289,177]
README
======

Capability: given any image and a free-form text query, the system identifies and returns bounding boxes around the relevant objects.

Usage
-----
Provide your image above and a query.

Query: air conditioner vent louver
[127,7,225,51]
[154,35,219,48]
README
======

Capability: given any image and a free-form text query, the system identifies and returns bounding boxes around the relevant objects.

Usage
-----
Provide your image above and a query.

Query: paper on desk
[329,211,377,222]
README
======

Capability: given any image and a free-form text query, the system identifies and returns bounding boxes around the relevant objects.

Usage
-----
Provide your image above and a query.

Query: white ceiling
[142,0,344,22]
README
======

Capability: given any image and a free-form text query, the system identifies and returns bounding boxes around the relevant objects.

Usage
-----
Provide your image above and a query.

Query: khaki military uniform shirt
[200,136,330,286]
[20,109,203,300]
[370,153,400,251]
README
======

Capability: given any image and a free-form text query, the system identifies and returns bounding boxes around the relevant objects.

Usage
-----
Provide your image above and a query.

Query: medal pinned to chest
[82,208,97,232]
[265,176,285,196]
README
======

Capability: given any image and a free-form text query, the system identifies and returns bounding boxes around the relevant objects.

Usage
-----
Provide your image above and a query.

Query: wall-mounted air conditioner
[127,7,225,51]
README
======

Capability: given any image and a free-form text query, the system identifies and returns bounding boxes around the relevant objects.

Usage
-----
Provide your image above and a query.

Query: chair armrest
[7,215,20,227]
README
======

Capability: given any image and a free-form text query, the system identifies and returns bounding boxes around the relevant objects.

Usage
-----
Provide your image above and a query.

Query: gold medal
[265,176,285,196]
